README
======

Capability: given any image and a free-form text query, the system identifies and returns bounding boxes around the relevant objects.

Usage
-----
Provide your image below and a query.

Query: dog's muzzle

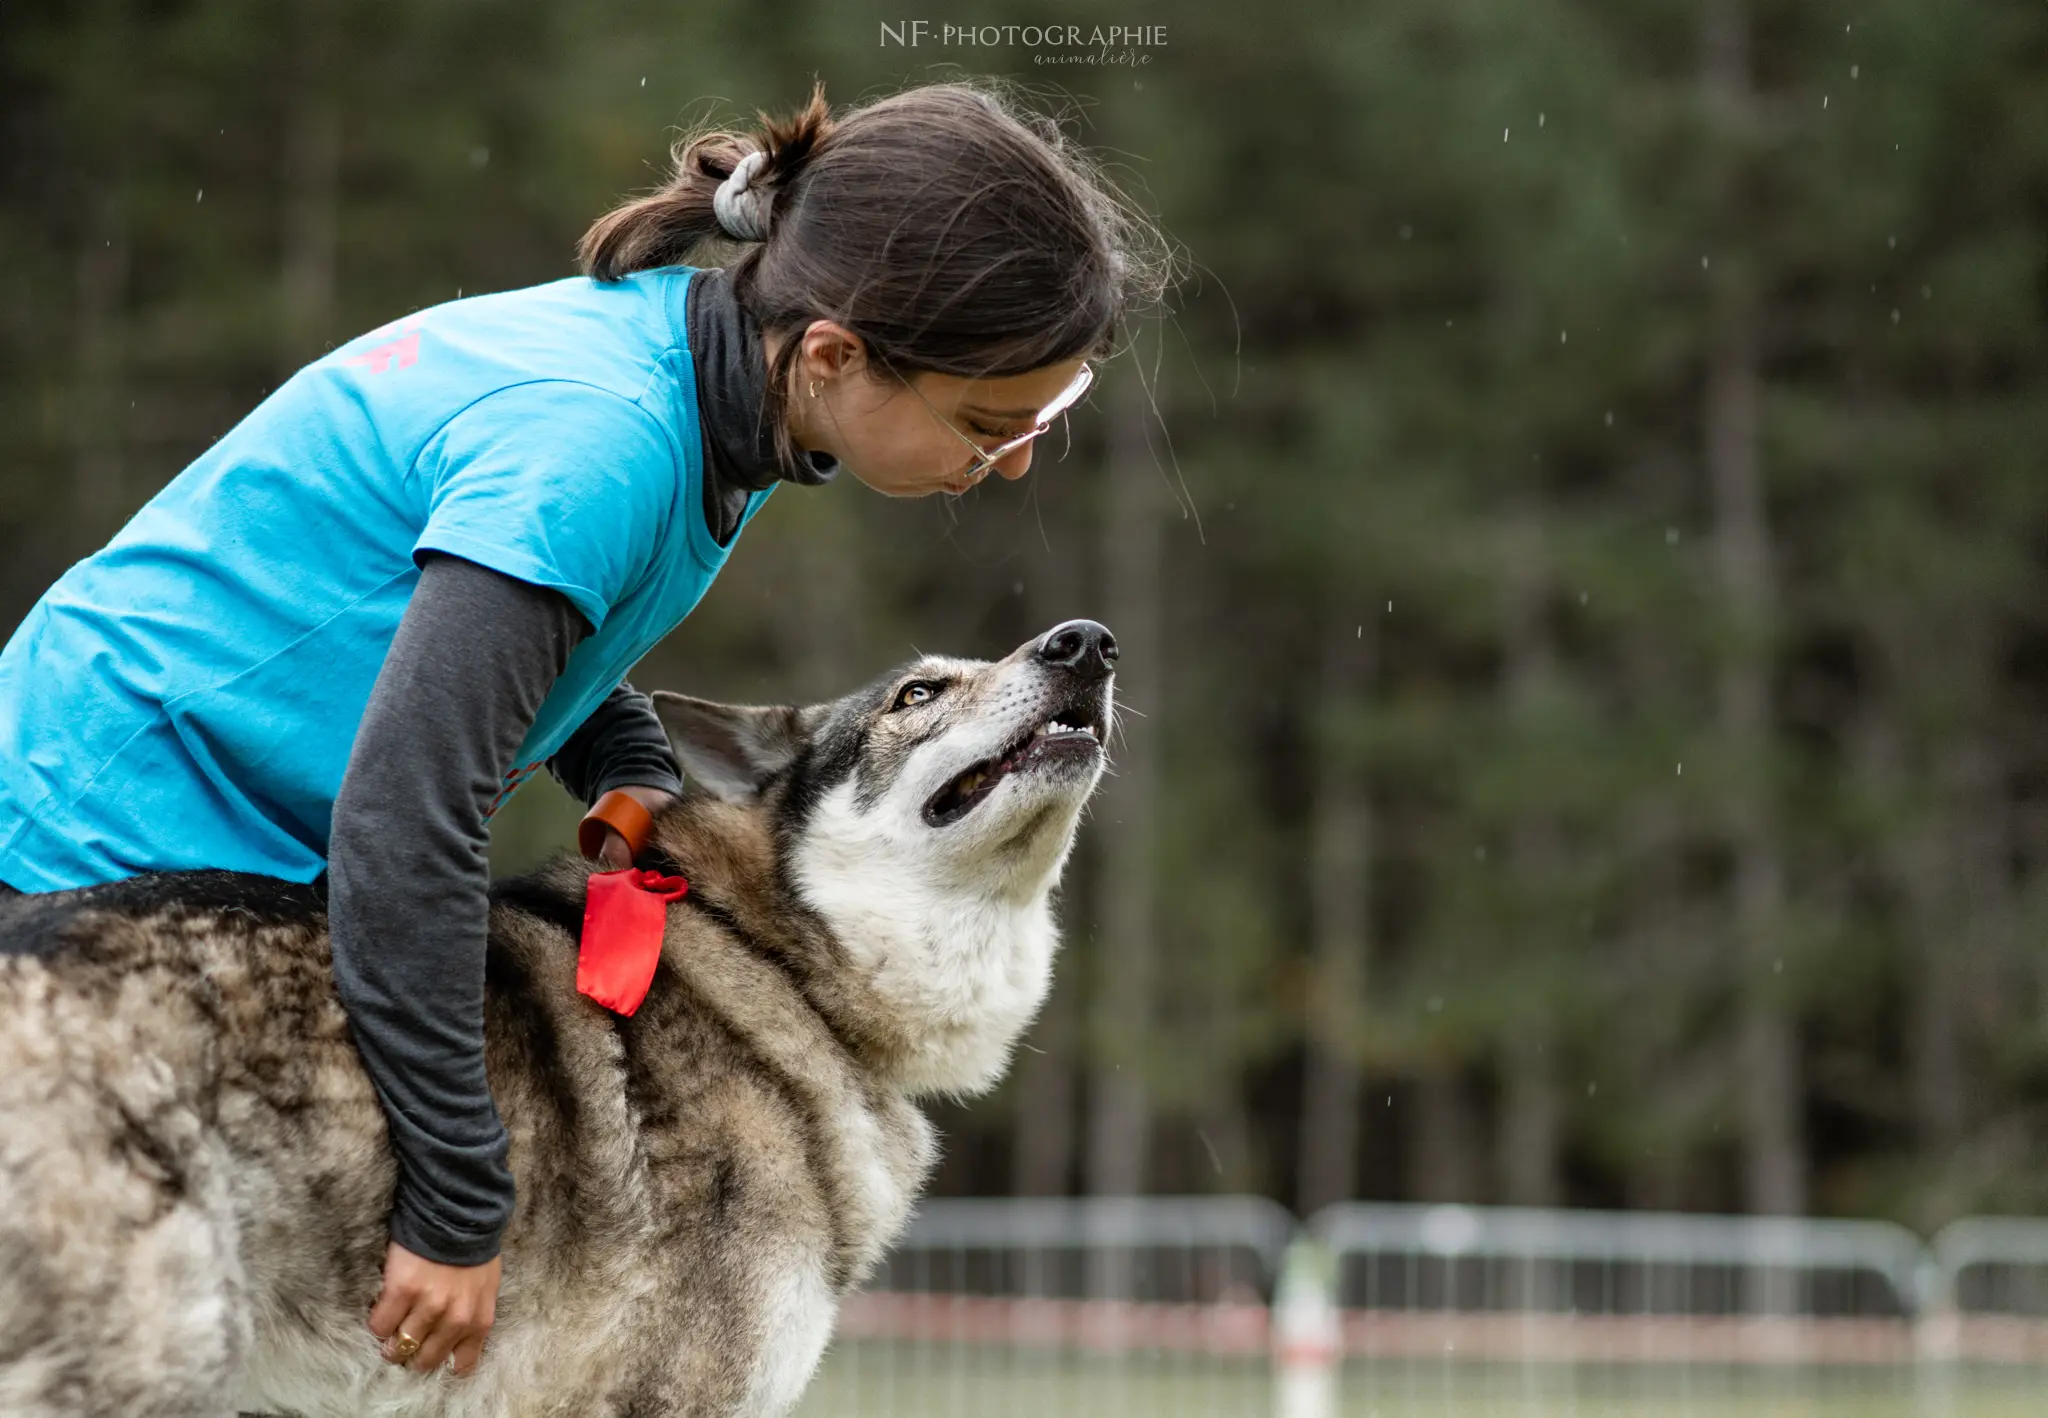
[922,623,1116,827]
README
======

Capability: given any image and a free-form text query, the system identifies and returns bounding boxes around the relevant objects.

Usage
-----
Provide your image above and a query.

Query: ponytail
[577,83,832,280]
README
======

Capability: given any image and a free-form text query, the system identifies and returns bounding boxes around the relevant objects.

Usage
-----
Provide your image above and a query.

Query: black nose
[1037,620,1118,680]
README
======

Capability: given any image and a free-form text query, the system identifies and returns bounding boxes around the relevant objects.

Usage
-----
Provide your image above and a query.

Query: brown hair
[577,79,1178,472]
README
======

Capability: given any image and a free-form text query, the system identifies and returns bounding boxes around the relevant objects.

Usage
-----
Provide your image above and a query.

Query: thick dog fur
[0,622,1116,1418]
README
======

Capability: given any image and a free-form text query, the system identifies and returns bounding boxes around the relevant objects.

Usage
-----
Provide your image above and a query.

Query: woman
[0,80,1168,1378]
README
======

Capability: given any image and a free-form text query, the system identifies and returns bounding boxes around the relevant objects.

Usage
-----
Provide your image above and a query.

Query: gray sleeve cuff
[546,680,683,806]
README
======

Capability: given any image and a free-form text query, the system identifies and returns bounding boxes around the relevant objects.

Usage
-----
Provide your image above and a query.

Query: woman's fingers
[596,827,633,870]
[370,1241,502,1376]
[449,1328,490,1377]
[408,1292,496,1374]
[402,1297,464,1373]
[391,1304,442,1366]
[367,1272,415,1344]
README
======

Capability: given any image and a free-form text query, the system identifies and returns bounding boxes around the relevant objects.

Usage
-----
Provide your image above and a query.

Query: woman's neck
[685,268,839,546]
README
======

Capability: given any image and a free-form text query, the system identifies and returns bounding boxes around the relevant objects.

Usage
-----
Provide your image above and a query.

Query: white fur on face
[790,657,1107,1097]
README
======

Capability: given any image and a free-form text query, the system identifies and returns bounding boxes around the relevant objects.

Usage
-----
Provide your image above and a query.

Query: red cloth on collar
[577,868,689,1015]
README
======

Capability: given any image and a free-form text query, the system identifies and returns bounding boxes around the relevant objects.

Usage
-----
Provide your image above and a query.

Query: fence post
[1272,1235,1339,1418]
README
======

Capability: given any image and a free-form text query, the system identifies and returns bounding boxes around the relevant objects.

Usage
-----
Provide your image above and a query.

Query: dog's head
[650,620,1116,1096]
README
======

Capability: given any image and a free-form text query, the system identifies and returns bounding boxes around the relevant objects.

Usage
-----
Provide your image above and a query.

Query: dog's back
[0,875,356,1417]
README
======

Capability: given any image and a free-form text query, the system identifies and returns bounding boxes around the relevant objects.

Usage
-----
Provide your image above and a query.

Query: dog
[0,618,1118,1418]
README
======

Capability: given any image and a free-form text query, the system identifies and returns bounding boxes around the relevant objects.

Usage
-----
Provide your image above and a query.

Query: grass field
[793,1345,2048,1418]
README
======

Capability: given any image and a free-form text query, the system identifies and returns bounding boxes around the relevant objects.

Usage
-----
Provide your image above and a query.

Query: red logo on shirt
[343,317,424,375]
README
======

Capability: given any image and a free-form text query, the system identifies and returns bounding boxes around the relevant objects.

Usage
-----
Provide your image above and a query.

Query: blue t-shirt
[0,266,771,891]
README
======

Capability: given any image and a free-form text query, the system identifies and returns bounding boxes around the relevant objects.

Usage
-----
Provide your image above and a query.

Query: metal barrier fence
[1307,1202,1930,1362]
[806,1196,1292,1418]
[1925,1217,2048,1364]
[794,1197,2048,1418]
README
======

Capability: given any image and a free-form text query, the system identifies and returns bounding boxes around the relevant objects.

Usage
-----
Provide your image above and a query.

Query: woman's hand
[592,785,677,870]
[368,1240,502,1376]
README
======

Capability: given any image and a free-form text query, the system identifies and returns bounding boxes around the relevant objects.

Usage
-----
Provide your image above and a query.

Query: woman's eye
[896,682,940,709]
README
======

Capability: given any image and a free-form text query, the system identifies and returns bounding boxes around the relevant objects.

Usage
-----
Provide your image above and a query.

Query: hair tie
[712,150,773,242]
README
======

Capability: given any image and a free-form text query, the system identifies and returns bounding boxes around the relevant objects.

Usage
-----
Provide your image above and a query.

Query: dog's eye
[894,681,941,710]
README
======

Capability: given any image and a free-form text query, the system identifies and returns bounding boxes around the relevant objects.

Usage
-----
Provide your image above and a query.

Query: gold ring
[392,1331,421,1361]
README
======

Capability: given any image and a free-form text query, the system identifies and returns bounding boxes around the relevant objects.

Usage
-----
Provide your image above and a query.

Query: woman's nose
[993,441,1034,481]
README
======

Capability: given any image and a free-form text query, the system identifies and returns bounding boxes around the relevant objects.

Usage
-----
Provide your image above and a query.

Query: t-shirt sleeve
[411,381,678,632]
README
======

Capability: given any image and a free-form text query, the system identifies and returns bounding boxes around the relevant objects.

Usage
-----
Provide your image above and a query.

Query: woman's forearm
[326,551,586,1265]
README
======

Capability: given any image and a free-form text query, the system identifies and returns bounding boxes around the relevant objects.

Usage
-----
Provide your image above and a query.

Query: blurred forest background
[6,0,2048,1236]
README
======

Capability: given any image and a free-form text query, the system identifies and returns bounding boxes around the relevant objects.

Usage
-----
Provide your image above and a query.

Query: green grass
[794,1345,2048,1418]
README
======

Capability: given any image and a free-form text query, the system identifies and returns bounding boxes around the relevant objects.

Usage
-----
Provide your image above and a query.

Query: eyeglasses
[900,363,1095,483]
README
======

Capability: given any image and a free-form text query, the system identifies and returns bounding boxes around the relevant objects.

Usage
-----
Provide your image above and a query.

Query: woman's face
[782,323,1090,498]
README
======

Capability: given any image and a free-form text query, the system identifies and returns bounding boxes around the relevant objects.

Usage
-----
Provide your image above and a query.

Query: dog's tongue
[577,868,689,1015]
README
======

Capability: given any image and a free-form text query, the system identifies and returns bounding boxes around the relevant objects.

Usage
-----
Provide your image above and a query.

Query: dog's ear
[650,693,806,802]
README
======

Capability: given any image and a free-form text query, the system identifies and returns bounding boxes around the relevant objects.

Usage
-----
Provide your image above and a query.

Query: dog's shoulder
[488,853,590,941]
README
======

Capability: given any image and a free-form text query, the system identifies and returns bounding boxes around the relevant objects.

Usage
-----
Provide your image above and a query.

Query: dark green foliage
[5,0,2047,1229]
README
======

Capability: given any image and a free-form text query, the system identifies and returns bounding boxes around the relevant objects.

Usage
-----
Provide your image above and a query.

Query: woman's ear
[797,319,872,384]
[649,693,806,802]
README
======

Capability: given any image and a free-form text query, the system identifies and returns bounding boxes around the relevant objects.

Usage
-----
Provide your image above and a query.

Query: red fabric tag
[576,868,688,1016]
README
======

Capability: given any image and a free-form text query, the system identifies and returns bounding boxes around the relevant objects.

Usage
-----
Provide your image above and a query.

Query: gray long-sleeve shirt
[324,263,840,1266]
